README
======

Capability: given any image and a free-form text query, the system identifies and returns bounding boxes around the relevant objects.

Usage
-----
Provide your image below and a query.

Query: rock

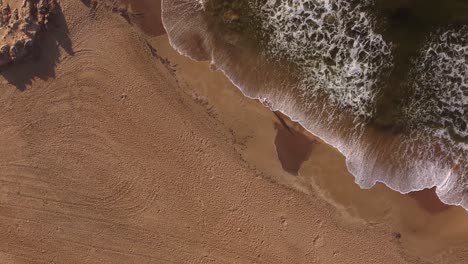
[0,0,61,68]
[0,44,12,66]
[2,4,11,25]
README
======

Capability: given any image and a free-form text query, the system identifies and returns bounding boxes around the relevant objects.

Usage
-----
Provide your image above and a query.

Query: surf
[162,0,468,209]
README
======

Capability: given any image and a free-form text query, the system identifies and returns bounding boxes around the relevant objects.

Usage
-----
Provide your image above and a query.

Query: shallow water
[162,0,468,208]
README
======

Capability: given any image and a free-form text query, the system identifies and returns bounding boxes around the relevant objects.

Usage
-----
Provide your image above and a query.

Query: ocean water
[162,0,468,209]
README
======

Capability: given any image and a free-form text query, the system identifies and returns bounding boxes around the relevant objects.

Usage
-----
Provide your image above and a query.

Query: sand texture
[0,0,467,263]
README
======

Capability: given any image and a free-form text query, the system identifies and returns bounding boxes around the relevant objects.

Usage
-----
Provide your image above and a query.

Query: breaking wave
[162,0,468,209]
[259,0,393,118]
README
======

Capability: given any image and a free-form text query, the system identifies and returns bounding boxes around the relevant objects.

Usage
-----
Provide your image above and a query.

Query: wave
[162,0,468,209]
[259,0,393,118]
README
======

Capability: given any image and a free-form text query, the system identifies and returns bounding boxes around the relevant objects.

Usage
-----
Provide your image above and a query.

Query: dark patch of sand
[121,0,164,36]
[273,111,316,175]
[409,187,452,214]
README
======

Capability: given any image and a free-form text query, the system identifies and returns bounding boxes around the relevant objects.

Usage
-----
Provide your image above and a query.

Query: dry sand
[0,0,467,263]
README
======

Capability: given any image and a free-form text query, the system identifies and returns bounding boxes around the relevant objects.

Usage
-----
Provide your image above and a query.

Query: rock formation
[0,0,60,68]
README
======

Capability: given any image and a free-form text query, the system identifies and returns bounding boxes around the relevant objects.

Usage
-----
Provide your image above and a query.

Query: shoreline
[0,0,466,262]
[150,31,468,260]
[155,0,468,260]
[160,0,468,210]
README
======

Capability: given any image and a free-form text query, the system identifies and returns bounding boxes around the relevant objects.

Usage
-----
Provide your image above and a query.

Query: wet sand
[273,112,316,176]
[120,0,164,36]
[150,28,468,262]
[0,0,467,263]
[409,188,451,214]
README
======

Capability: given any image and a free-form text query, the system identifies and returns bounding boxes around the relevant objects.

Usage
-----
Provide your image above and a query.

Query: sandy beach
[0,0,467,263]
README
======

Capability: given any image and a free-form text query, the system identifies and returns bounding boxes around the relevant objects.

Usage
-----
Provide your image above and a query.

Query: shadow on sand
[0,5,74,91]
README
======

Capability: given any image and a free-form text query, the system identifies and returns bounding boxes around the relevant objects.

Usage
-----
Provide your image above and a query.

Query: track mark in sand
[39,120,160,218]
[312,234,325,248]
[1,40,161,220]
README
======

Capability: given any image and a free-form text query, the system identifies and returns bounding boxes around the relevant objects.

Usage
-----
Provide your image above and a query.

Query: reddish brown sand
[273,111,452,214]
[0,0,468,263]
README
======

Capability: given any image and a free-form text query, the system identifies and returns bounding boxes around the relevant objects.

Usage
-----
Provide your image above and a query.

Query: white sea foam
[255,0,468,206]
[256,0,393,118]
[405,27,468,151]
